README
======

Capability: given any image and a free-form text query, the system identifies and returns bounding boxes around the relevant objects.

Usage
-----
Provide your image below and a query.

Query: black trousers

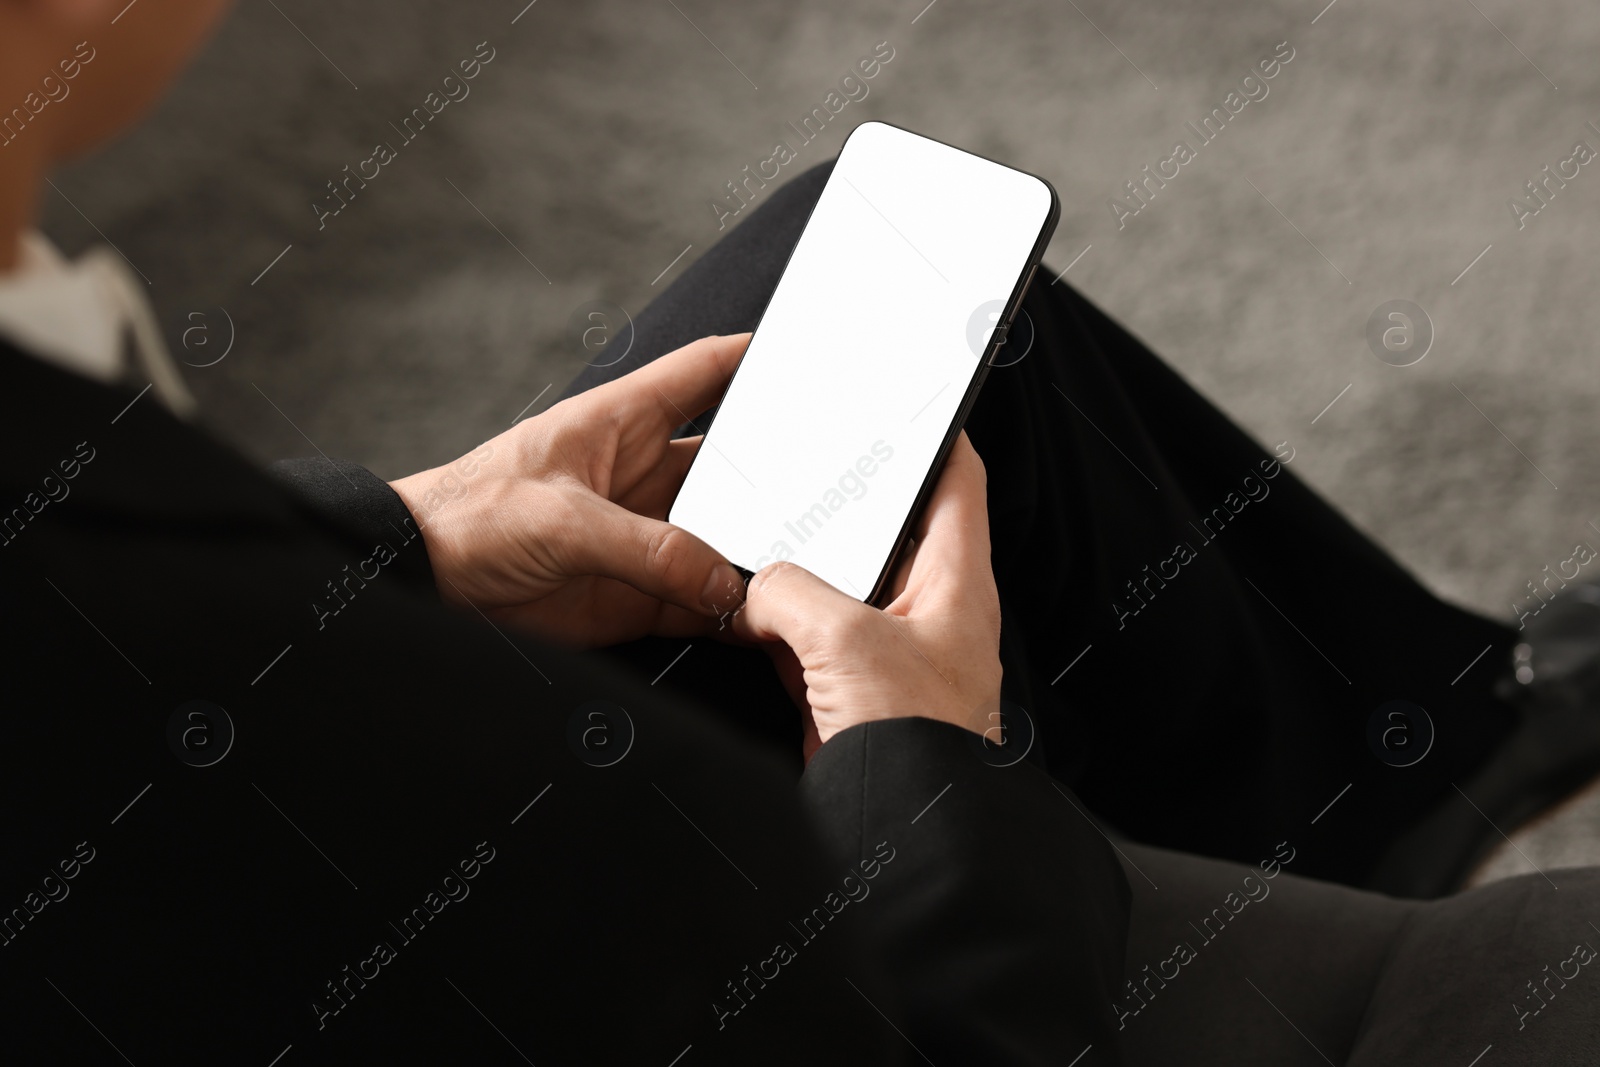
[563,162,1520,895]
[1110,841,1600,1065]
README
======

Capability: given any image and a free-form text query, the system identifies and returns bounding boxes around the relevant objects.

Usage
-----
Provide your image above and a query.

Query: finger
[489,578,716,645]
[615,436,701,519]
[902,435,985,585]
[906,438,991,606]
[881,535,919,604]
[560,495,746,617]
[733,560,873,656]
[591,333,749,435]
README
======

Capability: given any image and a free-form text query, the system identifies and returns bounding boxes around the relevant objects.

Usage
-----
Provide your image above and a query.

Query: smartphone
[668,120,1058,603]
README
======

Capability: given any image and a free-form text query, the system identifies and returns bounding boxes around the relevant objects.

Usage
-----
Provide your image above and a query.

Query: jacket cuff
[268,457,437,593]
[799,716,1132,1063]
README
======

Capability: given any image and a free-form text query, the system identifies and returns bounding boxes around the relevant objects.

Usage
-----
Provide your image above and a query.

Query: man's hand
[732,432,1003,762]
[390,334,750,647]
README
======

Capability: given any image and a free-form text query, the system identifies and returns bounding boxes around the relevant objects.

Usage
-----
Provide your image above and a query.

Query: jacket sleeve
[268,456,437,591]
[798,716,1131,1065]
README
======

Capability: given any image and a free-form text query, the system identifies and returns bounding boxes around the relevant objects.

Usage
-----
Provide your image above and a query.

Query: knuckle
[644,523,697,586]
[749,560,799,595]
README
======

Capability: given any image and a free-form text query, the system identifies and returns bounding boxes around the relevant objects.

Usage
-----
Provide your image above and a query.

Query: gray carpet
[41,0,1600,875]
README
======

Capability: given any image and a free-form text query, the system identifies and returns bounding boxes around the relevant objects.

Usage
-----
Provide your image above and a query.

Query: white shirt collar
[0,231,195,416]
[0,231,127,383]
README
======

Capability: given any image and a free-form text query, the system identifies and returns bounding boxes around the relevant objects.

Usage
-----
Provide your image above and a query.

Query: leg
[1115,844,1600,1065]
[571,161,1519,887]
[971,274,1517,890]
[1113,843,1413,1064]
[559,164,833,401]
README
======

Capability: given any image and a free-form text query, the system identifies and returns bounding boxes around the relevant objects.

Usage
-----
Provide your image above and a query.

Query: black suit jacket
[0,340,1129,1065]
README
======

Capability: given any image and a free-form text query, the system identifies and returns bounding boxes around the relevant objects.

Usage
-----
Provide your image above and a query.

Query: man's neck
[0,113,44,274]
[0,24,50,274]
[0,156,37,278]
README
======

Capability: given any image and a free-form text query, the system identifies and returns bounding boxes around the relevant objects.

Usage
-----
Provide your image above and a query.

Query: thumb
[733,561,873,657]
[565,496,746,617]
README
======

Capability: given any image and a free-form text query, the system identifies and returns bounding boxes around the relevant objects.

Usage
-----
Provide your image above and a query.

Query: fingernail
[701,563,746,615]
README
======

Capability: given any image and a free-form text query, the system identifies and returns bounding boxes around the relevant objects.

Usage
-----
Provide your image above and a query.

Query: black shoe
[1366,583,1600,897]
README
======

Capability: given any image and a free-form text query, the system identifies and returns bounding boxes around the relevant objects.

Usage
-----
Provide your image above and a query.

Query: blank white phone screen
[669,121,1054,601]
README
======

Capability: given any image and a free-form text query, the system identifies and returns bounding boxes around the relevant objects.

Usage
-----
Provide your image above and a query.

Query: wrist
[388,472,448,595]
[389,442,497,530]
[815,697,998,751]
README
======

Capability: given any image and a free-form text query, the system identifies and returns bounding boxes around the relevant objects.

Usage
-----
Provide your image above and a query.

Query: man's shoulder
[0,336,297,533]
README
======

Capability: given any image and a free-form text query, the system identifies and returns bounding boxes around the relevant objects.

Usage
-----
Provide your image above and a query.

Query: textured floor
[40,0,1600,880]
[1468,772,1600,887]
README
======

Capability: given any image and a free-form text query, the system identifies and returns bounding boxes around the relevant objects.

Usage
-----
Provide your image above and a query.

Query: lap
[1115,842,1410,1065]
[572,160,1519,890]
[1117,843,1600,1065]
